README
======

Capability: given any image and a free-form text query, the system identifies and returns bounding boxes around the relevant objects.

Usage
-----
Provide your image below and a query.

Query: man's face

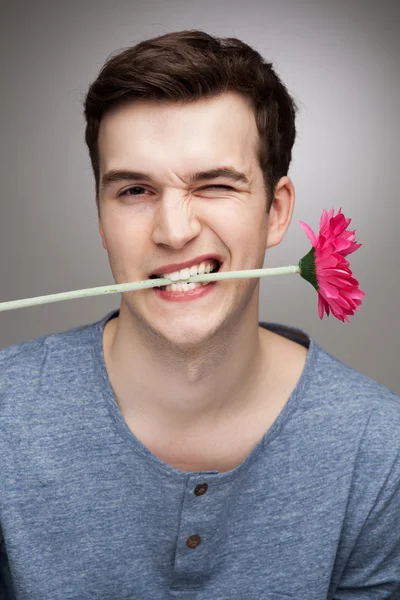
[98,91,283,347]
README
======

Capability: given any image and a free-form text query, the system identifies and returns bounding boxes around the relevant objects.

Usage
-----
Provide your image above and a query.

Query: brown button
[186,535,201,549]
[194,483,208,496]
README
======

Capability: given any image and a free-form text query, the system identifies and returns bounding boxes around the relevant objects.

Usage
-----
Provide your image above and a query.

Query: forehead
[97,92,259,177]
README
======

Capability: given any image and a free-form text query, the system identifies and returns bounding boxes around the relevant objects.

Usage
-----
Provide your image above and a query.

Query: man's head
[83,31,298,348]
[84,30,298,216]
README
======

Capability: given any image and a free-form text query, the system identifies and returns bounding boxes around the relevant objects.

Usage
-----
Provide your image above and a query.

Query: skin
[97,91,307,471]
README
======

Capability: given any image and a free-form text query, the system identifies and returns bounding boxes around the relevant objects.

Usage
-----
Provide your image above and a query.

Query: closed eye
[118,184,233,197]
[203,185,233,190]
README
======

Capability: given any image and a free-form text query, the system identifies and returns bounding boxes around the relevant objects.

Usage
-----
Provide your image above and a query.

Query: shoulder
[269,320,400,456]
[0,335,47,389]
[312,343,400,416]
[307,345,400,489]
[0,319,98,408]
[0,322,87,372]
[261,319,400,418]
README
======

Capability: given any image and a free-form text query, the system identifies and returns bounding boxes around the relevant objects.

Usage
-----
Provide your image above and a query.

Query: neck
[103,304,270,433]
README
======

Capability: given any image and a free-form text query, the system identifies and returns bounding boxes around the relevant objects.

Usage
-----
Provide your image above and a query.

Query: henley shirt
[0,308,399,599]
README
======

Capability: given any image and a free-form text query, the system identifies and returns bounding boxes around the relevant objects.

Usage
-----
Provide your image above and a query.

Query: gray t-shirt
[0,308,399,600]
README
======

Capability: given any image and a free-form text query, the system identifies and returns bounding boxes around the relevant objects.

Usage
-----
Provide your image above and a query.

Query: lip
[150,254,224,277]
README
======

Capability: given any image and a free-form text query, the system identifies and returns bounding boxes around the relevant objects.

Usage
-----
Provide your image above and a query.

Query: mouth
[149,258,221,292]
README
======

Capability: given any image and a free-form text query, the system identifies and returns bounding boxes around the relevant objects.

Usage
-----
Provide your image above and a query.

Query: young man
[0,30,399,600]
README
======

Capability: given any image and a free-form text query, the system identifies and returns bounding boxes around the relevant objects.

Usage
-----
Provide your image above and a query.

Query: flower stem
[0,265,300,313]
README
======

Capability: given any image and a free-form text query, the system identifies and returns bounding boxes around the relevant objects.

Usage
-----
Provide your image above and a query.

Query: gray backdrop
[1,0,399,394]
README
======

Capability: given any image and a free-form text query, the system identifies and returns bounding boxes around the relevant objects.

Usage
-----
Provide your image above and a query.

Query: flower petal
[319,281,340,299]
[299,221,318,246]
[318,294,330,319]
[341,242,362,256]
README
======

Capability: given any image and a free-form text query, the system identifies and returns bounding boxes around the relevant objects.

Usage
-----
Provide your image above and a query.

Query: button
[194,483,208,496]
[186,535,201,549]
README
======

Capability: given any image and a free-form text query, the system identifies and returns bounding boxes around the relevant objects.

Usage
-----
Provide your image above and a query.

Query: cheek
[102,220,148,264]
[206,202,267,247]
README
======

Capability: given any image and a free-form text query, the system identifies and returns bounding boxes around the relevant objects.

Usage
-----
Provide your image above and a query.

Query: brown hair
[84,30,299,215]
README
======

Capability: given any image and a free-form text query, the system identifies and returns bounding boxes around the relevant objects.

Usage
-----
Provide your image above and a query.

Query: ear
[98,218,107,250]
[265,176,295,249]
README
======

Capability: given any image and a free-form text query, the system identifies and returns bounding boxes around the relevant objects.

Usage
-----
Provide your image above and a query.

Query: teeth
[180,267,190,280]
[160,259,218,281]
[164,281,204,292]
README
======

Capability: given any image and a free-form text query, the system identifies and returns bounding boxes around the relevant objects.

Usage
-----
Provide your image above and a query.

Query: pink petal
[335,294,357,310]
[331,214,350,236]
[317,255,340,269]
[331,255,350,268]
[342,229,356,240]
[325,297,348,321]
[318,294,324,319]
[320,276,355,289]
[341,243,362,257]
[319,281,340,299]
[317,243,336,260]
[333,237,353,253]
[320,209,330,232]
[325,267,352,277]
[351,288,365,300]
[318,294,330,319]
[299,221,317,246]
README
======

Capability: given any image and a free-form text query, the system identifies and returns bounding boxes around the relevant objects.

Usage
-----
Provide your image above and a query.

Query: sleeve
[333,461,400,599]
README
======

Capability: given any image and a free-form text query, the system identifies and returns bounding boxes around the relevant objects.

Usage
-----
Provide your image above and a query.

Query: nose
[152,193,201,249]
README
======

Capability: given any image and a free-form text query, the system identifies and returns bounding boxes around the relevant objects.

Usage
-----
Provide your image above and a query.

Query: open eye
[119,186,150,197]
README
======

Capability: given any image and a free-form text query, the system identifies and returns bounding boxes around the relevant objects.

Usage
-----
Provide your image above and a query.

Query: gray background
[0,0,399,394]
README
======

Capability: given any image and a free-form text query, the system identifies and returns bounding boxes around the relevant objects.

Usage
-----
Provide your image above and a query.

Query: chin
[151,317,222,350]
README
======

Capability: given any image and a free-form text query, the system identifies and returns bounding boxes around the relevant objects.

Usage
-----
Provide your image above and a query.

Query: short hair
[84,30,299,215]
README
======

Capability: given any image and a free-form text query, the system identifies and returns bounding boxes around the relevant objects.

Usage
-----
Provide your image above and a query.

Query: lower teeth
[160,281,209,292]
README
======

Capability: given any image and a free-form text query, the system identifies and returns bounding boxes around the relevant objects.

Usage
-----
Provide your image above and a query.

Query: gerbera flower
[299,208,365,322]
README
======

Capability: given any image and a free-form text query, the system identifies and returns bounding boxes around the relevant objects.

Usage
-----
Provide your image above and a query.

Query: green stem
[0,265,300,313]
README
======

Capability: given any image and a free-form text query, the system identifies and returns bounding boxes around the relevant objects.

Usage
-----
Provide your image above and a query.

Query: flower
[298,208,365,322]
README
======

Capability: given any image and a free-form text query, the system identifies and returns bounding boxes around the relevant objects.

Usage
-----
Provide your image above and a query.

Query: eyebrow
[100,166,250,191]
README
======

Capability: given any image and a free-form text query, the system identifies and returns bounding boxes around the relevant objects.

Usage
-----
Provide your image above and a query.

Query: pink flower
[298,208,365,322]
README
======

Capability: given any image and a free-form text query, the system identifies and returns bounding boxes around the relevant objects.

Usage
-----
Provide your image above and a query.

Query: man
[0,30,399,599]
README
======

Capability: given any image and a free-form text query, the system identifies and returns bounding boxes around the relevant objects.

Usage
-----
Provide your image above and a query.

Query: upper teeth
[158,259,218,281]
